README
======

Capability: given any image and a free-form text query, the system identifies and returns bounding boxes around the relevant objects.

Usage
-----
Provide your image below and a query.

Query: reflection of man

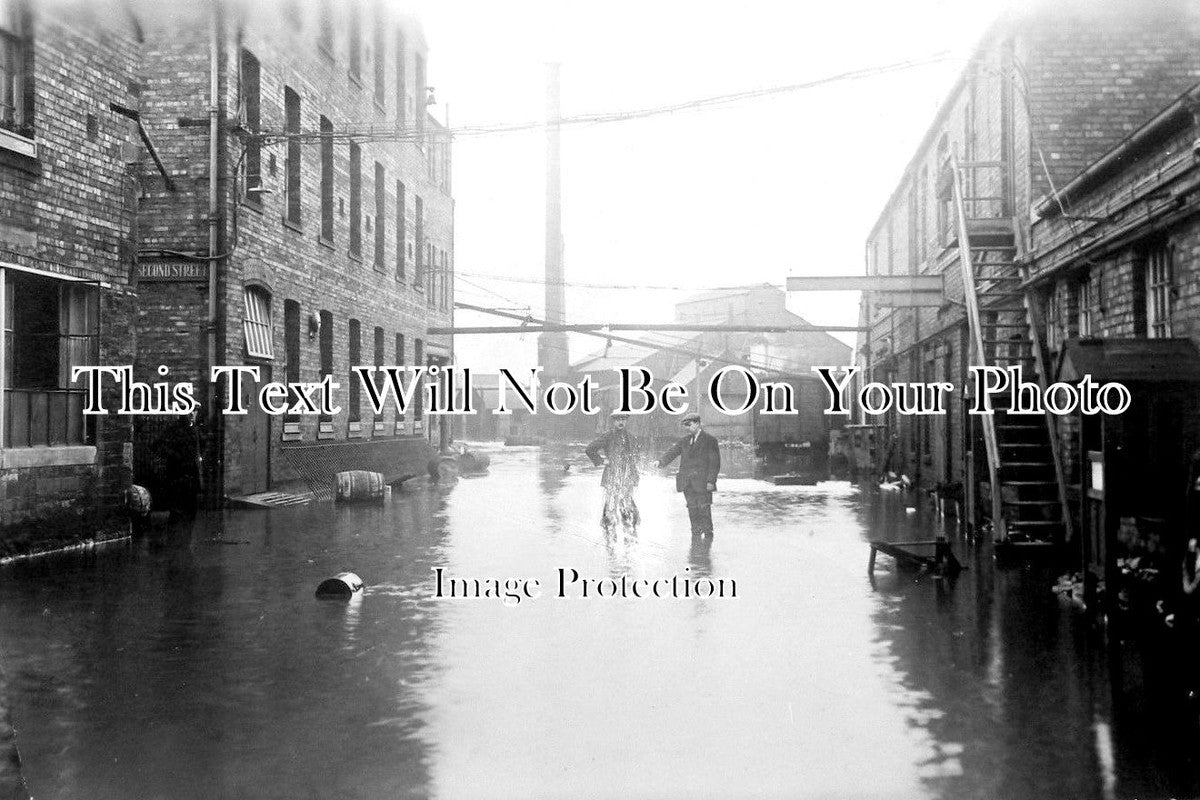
[658,413,721,537]
[585,413,641,529]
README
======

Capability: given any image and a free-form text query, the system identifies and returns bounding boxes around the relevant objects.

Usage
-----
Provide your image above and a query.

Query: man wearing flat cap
[585,412,641,529]
[658,412,720,537]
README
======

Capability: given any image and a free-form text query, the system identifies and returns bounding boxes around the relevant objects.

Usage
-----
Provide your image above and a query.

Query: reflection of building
[0,0,138,552]
[858,1,1200,543]
[132,0,453,501]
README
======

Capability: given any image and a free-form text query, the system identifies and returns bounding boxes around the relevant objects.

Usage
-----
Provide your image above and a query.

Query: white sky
[402,0,1009,371]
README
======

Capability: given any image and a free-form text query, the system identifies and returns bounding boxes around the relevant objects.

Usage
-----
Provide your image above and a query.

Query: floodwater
[0,444,1198,799]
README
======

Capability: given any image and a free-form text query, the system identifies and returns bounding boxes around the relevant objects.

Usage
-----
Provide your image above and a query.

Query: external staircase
[948,157,1072,551]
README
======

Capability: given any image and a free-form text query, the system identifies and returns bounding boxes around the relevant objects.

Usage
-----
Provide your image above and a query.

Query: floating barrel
[315,572,364,599]
[427,455,459,481]
[333,470,385,503]
[126,484,152,517]
[458,452,491,474]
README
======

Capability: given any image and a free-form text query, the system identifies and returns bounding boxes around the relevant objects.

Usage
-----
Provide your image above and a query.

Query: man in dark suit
[658,412,720,537]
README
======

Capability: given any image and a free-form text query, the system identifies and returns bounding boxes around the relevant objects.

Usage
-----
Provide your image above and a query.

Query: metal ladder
[949,156,1072,548]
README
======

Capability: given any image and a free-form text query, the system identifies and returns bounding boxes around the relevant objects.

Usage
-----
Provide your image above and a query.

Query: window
[414,194,424,285]
[348,319,361,422]
[1078,275,1093,337]
[413,338,423,420]
[395,333,404,366]
[1147,245,1172,339]
[320,116,334,241]
[394,29,406,127]
[414,53,425,136]
[284,300,300,419]
[0,0,30,136]
[240,49,262,204]
[4,271,98,448]
[348,2,361,80]
[374,162,386,269]
[243,287,273,359]
[349,142,362,257]
[319,310,333,421]
[317,0,332,55]
[373,4,386,108]
[373,325,385,396]
[427,243,435,303]
[1045,287,1062,352]
[284,87,301,226]
[395,180,405,279]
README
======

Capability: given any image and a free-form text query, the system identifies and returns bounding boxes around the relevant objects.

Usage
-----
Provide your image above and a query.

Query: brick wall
[135,0,453,497]
[0,2,140,554]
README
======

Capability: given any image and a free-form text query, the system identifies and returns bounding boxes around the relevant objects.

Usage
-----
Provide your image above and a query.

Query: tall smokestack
[539,62,570,379]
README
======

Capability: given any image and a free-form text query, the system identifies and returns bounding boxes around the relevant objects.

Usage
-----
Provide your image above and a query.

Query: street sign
[136,262,209,282]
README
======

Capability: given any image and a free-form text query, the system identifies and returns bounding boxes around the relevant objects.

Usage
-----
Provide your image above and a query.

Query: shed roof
[1054,338,1200,383]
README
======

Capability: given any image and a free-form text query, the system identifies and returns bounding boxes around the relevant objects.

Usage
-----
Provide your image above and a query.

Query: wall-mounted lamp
[308,312,320,341]
[425,86,437,107]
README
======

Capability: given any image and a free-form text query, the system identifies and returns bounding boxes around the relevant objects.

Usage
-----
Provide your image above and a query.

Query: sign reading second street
[136,262,208,282]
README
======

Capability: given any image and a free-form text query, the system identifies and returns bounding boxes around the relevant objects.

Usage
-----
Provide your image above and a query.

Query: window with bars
[3,271,98,448]
[394,29,406,128]
[1078,275,1093,337]
[1045,287,1063,352]
[1146,245,1172,339]
[0,0,30,136]
[243,287,273,359]
[395,180,405,280]
[317,0,332,55]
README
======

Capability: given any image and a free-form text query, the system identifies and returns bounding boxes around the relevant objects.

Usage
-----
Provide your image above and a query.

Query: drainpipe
[206,1,221,502]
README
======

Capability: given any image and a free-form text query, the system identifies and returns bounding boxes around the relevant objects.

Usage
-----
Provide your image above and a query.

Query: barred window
[1078,276,1093,337]
[243,287,273,359]
[1146,245,1172,339]
[1046,287,1063,352]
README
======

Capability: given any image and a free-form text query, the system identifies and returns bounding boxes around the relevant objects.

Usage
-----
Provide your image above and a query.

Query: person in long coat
[585,413,641,529]
[658,413,721,536]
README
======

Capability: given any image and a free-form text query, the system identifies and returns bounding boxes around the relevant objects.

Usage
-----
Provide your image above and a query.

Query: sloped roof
[1055,338,1200,383]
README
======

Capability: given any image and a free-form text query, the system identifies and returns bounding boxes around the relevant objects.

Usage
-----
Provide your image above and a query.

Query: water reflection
[0,453,1197,798]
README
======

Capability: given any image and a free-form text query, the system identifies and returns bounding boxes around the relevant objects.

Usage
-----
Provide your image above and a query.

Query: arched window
[243,286,273,359]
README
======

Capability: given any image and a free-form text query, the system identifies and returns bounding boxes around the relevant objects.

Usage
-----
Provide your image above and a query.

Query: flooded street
[1,445,1198,799]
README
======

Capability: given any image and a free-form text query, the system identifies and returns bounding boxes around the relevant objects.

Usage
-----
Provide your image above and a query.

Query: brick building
[0,0,139,555]
[1025,82,1200,601]
[857,0,1200,541]
[131,0,454,503]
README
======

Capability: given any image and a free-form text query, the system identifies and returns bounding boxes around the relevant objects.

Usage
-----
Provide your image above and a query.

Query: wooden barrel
[333,470,385,503]
[315,572,364,598]
[126,484,152,516]
[459,452,491,473]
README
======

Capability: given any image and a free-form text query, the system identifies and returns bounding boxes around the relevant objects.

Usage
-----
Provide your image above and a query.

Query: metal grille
[1078,277,1093,337]
[1147,247,1172,339]
[244,288,273,359]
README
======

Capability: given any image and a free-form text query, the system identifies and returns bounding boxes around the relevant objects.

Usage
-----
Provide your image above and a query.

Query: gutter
[1034,83,1200,219]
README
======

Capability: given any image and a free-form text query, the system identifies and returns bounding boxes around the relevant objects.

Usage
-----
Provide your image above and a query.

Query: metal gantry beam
[431,322,868,334]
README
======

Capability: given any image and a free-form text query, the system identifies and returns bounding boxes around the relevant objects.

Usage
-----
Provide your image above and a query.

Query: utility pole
[538,62,570,380]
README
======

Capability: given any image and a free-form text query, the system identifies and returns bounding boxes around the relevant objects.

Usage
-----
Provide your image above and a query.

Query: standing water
[0,445,1197,799]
